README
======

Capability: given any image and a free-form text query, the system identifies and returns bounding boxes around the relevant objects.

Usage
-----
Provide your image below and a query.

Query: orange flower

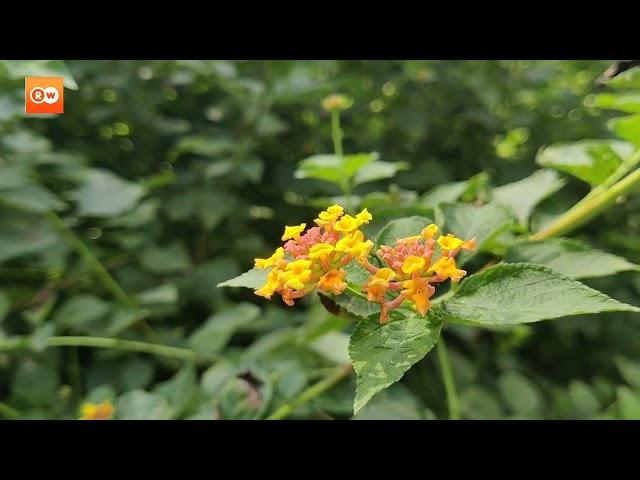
[317,269,347,295]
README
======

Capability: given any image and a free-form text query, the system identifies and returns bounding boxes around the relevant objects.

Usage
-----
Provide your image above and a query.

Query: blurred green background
[1,60,639,420]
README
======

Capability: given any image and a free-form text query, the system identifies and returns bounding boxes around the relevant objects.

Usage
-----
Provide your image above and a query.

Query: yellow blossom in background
[79,400,114,420]
[355,208,372,225]
[321,94,353,112]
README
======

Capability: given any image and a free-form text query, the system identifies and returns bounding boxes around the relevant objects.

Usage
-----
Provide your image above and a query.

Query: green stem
[531,164,640,240]
[331,110,343,157]
[0,335,198,362]
[579,148,640,206]
[267,364,352,420]
[45,211,133,305]
[0,402,21,420]
[436,337,460,420]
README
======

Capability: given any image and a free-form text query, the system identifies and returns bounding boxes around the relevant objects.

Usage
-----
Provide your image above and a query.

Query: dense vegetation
[1,60,639,420]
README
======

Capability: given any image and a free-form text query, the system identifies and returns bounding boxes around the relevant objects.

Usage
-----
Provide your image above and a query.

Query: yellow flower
[79,400,114,420]
[314,204,344,227]
[333,214,360,233]
[437,234,464,251]
[355,208,372,225]
[365,268,396,302]
[428,256,467,282]
[308,243,335,261]
[461,237,477,251]
[335,230,373,258]
[255,268,284,299]
[317,269,347,295]
[282,223,306,241]
[401,255,426,275]
[421,224,439,240]
[285,259,313,290]
[254,247,285,269]
[402,278,432,316]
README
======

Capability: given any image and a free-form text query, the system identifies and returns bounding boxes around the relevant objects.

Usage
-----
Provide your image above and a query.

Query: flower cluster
[254,205,476,326]
[79,400,114,420]
[360,224,475,323]
[254,204,374,306]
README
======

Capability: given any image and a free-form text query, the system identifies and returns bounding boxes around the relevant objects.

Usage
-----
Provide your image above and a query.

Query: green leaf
[594,93,640,113]
[352,161,409,186]
[0,292,10,323]
[217,268,268,289]
[136,283,179,306]
[118,358,156,391]
[11,359,60,407]
[332,292,381,319]
[0,185,66,213]
[614,356,640,390]
[498,372,543,417]
[294,153,377,187]
[189,303,260,358]
[492,170,565,224]
[617,387,640,419]
[75,169,144,217]
[608,69,640,89]
[459,386,503,419]
[53,294,111,331]
[214,373,273,420]
[309,331,351,365]
[116,390,173,420]
[608,114,640,145]
[352,383,428,420]
[439,263,640,327]
[1,60,78,89]
[374,215,432,247]
[438,202,515,264]
[139,243,191,274]
[349,310,442,414]
[153,364,198,417]
[418,180,469,208]
[536,141,633,186]
[505,238,639,279]
[0,211,60,263]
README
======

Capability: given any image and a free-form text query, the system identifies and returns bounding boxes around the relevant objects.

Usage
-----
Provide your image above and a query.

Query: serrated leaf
[75,169,144,217]
[536,141,633,186]
[352,161,409,186]
[217,268,268,289]
[349,310,442,414]
[375,215,432,247]
[505,238,639,279]
[438,202,515,264]
[439,263,640,327]
[492,170,565,224]
[609,114,640,145]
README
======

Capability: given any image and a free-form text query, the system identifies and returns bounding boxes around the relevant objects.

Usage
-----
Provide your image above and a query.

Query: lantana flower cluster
[254,205,476,325]
[359,224,475,323]
[254,204,373,306]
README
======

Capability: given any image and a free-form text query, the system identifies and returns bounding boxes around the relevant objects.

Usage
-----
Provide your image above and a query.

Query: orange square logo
[25,77,64,115]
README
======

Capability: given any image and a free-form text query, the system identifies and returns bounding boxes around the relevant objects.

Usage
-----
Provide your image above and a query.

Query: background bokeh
[1,60,639,419]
